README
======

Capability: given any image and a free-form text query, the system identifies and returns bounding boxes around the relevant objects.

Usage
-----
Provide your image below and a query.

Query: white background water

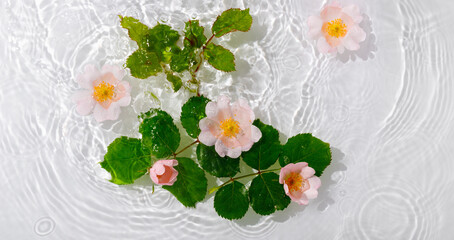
[1,0,454,239]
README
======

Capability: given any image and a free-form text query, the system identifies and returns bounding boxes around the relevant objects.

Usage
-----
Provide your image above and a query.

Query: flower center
[219,118,241,138]
[324,18,347,38]
[285,172,306,192]
[93,81,115,102]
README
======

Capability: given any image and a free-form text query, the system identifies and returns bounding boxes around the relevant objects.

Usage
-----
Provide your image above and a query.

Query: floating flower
[198,95,262,158]
[308,2,366,54]
[279,162,321,205]
[72,64,131,122]
[149,160,179,186]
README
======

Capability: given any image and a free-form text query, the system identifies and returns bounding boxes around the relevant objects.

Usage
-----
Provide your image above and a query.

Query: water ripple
[2,0,454,239]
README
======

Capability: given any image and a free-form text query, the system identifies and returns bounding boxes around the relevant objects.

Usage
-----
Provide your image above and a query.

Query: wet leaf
[139,109,180,158]
[100,137,151,185]
[162,157,207,207]
[214,181,249,220]
[204,43,235,72]
[279,133,331,176]
[126,49,162,79]
[166,74,182,92]
[212,8,253,37]
[180,96,210,138]
[119,16,150,49]
[249,172,290,215]
[196,143,240,178]
[147,23,180,61]
[184,20,207,48]
[170,47,195,73]
[241,119,281,170]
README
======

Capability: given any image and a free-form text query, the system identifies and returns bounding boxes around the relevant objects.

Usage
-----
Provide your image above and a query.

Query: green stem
[174,139,199,156]
[194,34,215,74]
[204,34,215,48]
[209,168,281,194]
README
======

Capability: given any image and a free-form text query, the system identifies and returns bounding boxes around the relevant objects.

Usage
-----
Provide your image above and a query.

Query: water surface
[1,0,454,239]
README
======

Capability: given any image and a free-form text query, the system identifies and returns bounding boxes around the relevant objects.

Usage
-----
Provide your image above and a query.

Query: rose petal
[241,141,254,152]
[205,101,218,119]
[294,195,309,205]
[160,159,178,167]
[116,94,131,107]
[236,98,255,121]
[214,139,228,157]
[279,168,290,184]
[226,146,242,158]
[150,172,159,184]
[301,166,316,179]
[342,5,363,23]
[303,188,319,200]
[348,25,366,42]
[337,45,345,54]
[320,5,342,22]
[76,64,100,89]
[285,162,308,173]
[154,163,166,175]
[216,95,232,121]
[280,162,308,184]
[283,183,290,194]
[93,102,121,122]
[308,16,323,39]
[317,37,334,53]
[288,188,304,202]
[232,101,254,129]
[199,130,217,146]
[216,106,232,122]
[166,168,178,185]
[308,176,322,190]
[199,118,222,139]
[72,90,95,116]
[250,125,262,142]
[220,135,241,149]
[217,95,231,109]
[101,64,126,81]
[341,35,360,51]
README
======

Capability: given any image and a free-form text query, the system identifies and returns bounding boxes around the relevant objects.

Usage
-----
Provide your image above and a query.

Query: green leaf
[139,109,180,158]
[147,24,180,60]
[241,119,281,170]
[170,47,195,73]
[126,49,162,79]
[180,96,210,138]
[196,143,240,178]
[249,172,291,215]
[214,181,249,220]
[204,43,235,72]
[166,74,182,92]
[279,133,331,177]
[212,8,253,37]
[100,137,151,185]
[162,157,207,207]
[184,20,207,48]
[119,16,150,49]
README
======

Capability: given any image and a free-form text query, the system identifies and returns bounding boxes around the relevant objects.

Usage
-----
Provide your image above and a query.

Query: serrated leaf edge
[212,8,253,37]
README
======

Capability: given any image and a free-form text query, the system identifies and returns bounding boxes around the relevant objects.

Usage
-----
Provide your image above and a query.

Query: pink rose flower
[279,162,321,205]
[308,2,366,54]
[149,160,179,186]
[72,64,131,122]
[198,95,262,158]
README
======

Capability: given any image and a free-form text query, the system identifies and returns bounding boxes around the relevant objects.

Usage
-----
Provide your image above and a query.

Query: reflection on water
[1,0,454,239]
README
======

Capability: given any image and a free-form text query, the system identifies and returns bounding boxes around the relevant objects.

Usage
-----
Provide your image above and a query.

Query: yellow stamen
[323,18,347,38]
[93,81,115,102]
[219,118,241,138]
[285,172,304,192]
